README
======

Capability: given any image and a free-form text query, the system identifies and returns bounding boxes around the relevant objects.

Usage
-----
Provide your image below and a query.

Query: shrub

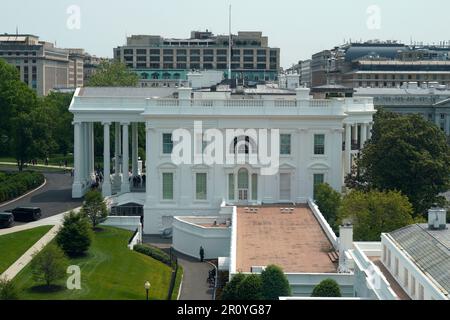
[311,278,341,297]
[314,183,342,228]
[56,211,92,257]
[236,274,263,300]
[30,244,68,287]
[134,244,175,268]
[0,277,19,300]
[221,273,246,300]
[0,171,44,203]
[261,265,291,300]
[81,190,108,229]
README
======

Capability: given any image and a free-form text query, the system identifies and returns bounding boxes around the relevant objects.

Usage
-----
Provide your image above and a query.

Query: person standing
[199,246,205,262]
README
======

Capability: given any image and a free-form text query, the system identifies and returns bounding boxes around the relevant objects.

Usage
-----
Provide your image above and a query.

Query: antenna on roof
[16,26,18,35]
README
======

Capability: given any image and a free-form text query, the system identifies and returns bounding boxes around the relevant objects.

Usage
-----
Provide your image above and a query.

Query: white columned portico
[81,122,87,183]
[345,123,351,175]
[352,123,357,146]
[132,123,139,177]
[102,122,112,196]
[121,122,130,193]
[72,121,83,198]
[90,122,95,177]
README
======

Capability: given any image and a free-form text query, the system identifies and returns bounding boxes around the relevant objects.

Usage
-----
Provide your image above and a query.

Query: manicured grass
[171,265,183,300]
[13,226,174,300]
[0,225,53,274]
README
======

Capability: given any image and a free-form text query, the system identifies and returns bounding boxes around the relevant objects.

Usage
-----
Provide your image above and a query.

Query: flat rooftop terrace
[236,204,337,273]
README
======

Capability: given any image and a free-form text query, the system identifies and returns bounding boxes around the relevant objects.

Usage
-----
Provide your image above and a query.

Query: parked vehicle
[0,212,14,228]
[11,207,41,222]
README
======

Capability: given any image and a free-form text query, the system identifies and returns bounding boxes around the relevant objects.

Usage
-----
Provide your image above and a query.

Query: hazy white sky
[1,0,450,68]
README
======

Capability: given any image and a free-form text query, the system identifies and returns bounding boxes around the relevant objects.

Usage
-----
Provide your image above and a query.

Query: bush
[236,274,263,300]
[30,244,68,287]
[311,278,341,297]
[0,277,19,300]
[221,273,246,300]
[261,265,291,300]
[134,244,175,268]
[81,190,108,229]
[56,211,92,257]
[0,171,44,203]
[314,183,342,228]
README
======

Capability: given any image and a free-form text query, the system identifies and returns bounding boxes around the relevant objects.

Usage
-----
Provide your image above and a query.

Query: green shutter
[196,173,207,200]
[228,174,234,200]
[162,172,173,199]
[251,174,258,200]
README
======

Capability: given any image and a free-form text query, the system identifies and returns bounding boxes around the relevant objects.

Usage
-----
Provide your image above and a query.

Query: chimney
[177,87,192,106]
[428,207,447,230]
[338,222,353,271]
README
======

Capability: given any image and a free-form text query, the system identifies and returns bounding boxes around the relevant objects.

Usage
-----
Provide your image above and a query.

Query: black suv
[0,212,14,228]
[11,207,42,222]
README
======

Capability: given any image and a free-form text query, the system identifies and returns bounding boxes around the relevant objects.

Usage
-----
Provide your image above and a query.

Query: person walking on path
[199,246,205,262]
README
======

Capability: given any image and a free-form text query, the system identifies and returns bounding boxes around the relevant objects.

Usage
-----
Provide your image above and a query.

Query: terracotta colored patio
[236,204,337,273]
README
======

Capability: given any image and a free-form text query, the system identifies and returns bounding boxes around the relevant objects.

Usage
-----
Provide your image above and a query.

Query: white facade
[69,86,375,235]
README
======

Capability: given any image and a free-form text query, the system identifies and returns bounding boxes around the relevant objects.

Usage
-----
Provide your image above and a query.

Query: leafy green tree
[221,273,246,300]
[87,60,139,87]
[236,274,263,300]
[57,211,93,257]
[311,278,341,297]
[0,277,19,300]
[337,190,414,241]
[314,183,342,229]
[30,244,68,287]
[347,109,450,215]
[261,265,291,300]
[81,190,108,229]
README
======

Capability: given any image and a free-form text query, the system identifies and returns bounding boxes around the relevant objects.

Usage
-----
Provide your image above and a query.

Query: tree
[56,211,93,257]
[81,190,108,229]
[337,190,414,241]
[30,244,68,287]
[87,60,139,87]
[236,274,263,300]
[314,183,342,229]
[0,277,19,300]
[348,109,450,215]
[221,273,246,300]
[261,265,291,300]
[311,278,341,297]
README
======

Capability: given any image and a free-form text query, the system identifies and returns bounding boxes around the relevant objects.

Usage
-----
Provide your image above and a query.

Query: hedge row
[0,171,45,203]
[134,244,175,269]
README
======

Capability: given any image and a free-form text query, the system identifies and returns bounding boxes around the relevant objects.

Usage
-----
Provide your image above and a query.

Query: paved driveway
[0,169,82,224]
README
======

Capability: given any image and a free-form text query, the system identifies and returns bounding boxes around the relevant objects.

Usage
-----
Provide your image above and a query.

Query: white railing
[308,198,338,249]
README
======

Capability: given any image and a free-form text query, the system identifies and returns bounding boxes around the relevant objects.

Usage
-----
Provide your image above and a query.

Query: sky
[1,0,450,68]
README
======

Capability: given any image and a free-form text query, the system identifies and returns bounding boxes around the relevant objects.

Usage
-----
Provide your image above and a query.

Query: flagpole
[228,4,232,80]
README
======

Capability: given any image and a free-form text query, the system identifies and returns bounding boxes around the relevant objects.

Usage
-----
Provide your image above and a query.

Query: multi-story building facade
[308,41,450,89]
[300,59,312,87]
[354,83,450,136]
[67,48,85,89]
[0,34,76,95]
[113,30,280,84]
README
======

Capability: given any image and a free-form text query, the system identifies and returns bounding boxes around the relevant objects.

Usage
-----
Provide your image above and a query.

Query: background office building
[113,30,280,85]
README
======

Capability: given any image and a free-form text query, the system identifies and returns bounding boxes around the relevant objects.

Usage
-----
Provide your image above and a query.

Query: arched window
[162,72,171,80]
[141,72,149,80]
[173,73,181,80]
[232,136,257,154]
[151,72,159,80]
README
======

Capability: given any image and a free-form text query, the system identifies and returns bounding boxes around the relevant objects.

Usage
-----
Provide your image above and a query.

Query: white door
[279,173,291,201]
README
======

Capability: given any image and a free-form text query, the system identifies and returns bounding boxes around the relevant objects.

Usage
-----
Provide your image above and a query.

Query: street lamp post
[144,281,151,301]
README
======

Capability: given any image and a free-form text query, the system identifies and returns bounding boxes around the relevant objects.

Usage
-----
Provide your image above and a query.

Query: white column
[81,122,87,183]
[114,122,121,188]
[90,122,95,177]
[361,123,367,148]
[132,123,139,176]
[121,123,130,193]
[72,121,83,198]
[351,123,357,147]
[368,122,373,139]
[102,122,112,196]
[345,123,351,175]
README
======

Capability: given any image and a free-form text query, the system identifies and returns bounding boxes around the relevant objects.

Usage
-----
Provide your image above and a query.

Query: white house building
[69,85,375,234]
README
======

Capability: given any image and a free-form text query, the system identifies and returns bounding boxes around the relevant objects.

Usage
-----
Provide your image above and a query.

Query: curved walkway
[142,235,214,300]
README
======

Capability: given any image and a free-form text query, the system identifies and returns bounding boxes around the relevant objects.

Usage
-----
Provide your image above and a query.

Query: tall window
[228,174,235,200]
[279,173,291,200]
[162,173,174,200]
[163,133,173,154]
[251,174,258,200]
[404,268,409,288]
[313,173,324,199]
[196,173,207,200]
[314,134,325,155]
[280,134,291,155]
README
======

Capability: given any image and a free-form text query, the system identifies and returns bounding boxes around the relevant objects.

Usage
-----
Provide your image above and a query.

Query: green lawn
[0,225,53,274]
[13,226,175,300]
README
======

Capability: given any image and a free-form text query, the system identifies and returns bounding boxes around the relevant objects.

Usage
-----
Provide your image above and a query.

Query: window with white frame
[162,172,174,200]
[228,173,235,200]
[196,172,207,200]
[404,268,409,288]
[279,173,291,200]
[314,134,325,155]
[280,134,291,155]
[163,133,173,154]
